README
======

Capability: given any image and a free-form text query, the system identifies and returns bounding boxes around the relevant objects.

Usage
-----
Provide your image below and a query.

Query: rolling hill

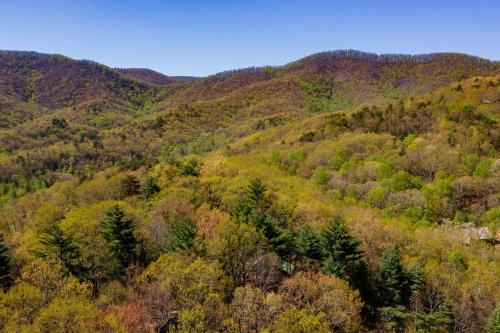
[0,49,498,333]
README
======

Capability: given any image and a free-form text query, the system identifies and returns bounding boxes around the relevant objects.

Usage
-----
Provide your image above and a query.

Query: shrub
[312,169,331,185]
[367,187,389,208]
[329,150,348,171]
[385,171,421,192]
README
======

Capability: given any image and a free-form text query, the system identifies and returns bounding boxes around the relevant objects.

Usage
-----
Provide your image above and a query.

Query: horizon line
[1,48,498,78]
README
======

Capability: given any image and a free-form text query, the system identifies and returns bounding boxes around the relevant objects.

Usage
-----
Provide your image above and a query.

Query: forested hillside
[0,50,498,332]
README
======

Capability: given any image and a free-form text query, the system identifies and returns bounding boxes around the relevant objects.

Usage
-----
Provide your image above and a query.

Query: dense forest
[0,50,498,332]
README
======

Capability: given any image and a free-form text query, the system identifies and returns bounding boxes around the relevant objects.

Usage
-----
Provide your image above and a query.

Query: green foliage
[424,174,453,199]
[176,305,208,333]
[232,179,295,261]
[473,158,492,179]
[406,263,424,292]
[329,149,348,171]
[208,219,267,288]
[320,217,364,283]
[379,245,410,306]
[367,187,389,208]
[0,50,499,333]
[403,207,432,226]
[311,169,331,185]
[267,307,331,333]
[338,156,361,175]
[140,253,224,309]
[296,225,323,261]
[180,158,201,177]
[487,306,500,333]
[98,205,138,276]
[482,208,500,234]
[248,178,267,207]
[382,300,453,333]
[299,77,353,113]
[121,174,140,196]
[38,222,82,278]
[385,171,421,192]
[448,250,468,271]
[139,176,160,199]
[463,153,480,175]
[51,118,67,129]
[251,214,294,260]
[0,235,11,289]
[376,163,394,179]
[167,216,196,253]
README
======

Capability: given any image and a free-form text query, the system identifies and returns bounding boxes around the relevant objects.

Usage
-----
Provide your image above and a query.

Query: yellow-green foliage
[0,52,498,332]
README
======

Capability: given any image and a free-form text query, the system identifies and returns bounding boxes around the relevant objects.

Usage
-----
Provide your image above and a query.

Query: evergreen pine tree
[38,222,83,277]
[320,216,363,280]
[296,224,323,261]
[406,263,425,292]
[379,245,410,306]
[382,300,454,332]
[99,205,138,275]
[121,174,140,196]
[0,235,11,289]
[167,216,196,252]
[140,176,160,199]
[248,178,267,208]
[251,213,294,259]
[432,300,454,332]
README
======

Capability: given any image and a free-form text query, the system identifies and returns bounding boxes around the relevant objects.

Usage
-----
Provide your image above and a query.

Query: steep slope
[0,50,155,110]
[170,51,499,108]
[0,50,498,195]
[0,75,497,333]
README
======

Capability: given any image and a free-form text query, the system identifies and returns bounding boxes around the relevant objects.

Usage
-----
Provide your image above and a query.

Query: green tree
[267,307,331,333]
[121,174,140,196]
[180,159,201,177]
[51,118,68,129]
[473,158,492,180]
[0,235,11,289]
[379,245,410,306]
[38,222,83,278]
[312,169,331,185]
[249,213,294,260]
[234,179,294,260]
[248,178,267,208]
[208,220,267,289]
[367,187,389,208]
[99,205,138,275]
[463,153,480,175]
[140,176,160,199]
[296,225,323,261]
[382,301,453,333]
[167,216,196,253]
[320,217,364,283]
[386,170,421,192]
[406,263,425,292]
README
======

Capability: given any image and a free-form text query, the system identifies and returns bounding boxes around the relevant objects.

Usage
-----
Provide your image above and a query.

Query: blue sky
[0,0,498,76]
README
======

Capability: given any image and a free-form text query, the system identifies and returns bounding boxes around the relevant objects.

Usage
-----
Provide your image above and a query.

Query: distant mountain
[173,50,499,107]
[1,49,498,115]
[0,50,155,110]
[116,68,198,85]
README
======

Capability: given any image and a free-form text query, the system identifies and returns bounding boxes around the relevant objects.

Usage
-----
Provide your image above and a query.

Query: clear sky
[1,0,498,76]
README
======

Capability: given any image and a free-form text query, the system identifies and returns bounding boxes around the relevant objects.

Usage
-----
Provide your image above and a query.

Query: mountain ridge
[0,48,498,333]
